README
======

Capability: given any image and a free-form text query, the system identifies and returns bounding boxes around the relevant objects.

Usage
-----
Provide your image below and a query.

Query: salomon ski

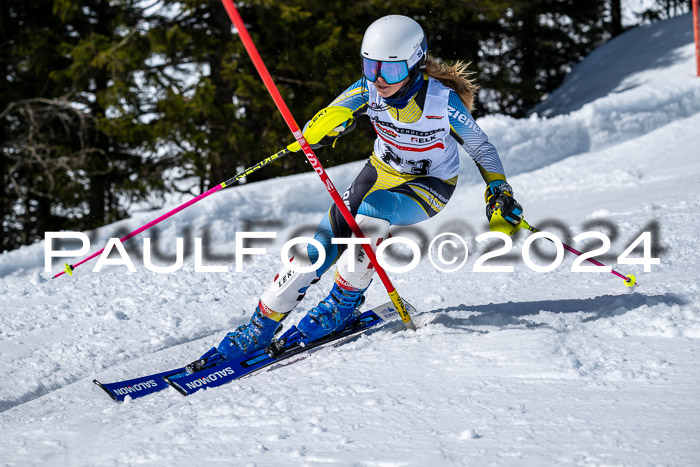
[165,301,403,396]
[94,301,406,402]
[93,367,186,402]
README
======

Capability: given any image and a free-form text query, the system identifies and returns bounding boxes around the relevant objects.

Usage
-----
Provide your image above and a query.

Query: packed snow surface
[1,13,699,466]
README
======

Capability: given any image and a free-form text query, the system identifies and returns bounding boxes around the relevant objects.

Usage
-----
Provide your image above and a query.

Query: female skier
[191,14,523,370]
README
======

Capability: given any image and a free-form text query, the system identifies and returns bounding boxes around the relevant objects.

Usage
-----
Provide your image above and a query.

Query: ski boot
[185,346,225,374]
[216,304,284,361]
[296,281,366,344]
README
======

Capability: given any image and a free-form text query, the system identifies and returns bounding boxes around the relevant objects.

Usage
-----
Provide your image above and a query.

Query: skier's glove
[291,106,355,152]
[485,181,523,233]
[314,117,356,148]
[484,180,514,203]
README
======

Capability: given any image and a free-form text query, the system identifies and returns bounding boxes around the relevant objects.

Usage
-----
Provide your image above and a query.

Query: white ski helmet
[361,15,427,84]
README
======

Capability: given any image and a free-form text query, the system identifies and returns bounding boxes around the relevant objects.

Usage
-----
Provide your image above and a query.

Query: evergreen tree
[1,0,624,252]
[610,0,623,37]
[638,0,692,22]
[1,0,174,251]
[478,0,609,116]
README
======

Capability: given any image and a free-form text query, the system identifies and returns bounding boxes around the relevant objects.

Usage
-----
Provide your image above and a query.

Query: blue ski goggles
[362,58,410,85]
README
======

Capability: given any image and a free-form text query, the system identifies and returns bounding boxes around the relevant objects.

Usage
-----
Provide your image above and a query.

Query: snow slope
[1,14,699,466]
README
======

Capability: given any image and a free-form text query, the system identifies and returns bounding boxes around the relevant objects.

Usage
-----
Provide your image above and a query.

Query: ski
[165,301,405,397]
[93,367,186,402]
[94,300,408,402]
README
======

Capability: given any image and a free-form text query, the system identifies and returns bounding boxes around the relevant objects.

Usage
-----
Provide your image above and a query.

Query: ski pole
[220,0,417,330]
[521,219,637,287]
[52,146,293,279]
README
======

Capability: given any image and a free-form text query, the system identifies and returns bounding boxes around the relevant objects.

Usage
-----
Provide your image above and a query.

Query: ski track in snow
[1,13,700,466]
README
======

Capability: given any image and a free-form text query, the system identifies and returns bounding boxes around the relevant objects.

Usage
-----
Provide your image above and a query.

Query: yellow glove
[484,181,523,235]
[287,106,355,152]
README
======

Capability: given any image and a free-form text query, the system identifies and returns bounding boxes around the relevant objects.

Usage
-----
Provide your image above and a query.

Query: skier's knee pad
[260,256,320,315]
[335,214,390,290]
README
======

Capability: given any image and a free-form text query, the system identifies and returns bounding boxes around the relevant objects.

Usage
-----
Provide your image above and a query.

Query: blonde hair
[424,56,478,111]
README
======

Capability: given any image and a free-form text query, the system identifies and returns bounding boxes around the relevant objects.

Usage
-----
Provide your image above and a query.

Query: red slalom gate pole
[694,0,700,77]
[219,0,416,330]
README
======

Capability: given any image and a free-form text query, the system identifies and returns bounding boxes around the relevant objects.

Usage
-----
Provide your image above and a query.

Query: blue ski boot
[216,304,284,361]
[297,280,366,344]
[185,346,225,374]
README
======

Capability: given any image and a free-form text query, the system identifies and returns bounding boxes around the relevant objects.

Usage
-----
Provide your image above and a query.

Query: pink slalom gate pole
[219,0,416,329]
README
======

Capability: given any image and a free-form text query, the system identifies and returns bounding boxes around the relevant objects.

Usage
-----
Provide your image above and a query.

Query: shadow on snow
[422,292,686,331]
